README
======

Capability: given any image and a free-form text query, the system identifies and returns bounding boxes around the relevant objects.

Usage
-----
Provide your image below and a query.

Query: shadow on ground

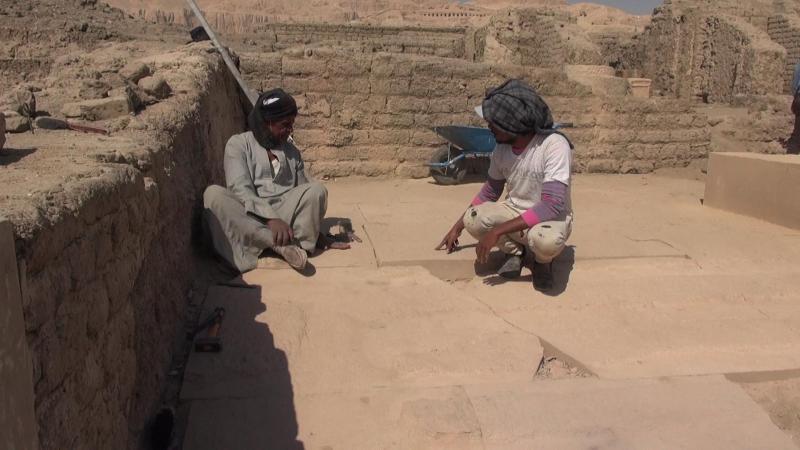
[480,246,576,296]
[0,147,37,164]
[180,282,304,450]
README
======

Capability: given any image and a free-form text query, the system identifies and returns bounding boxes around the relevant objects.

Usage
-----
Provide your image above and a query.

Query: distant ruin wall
[13,49,245,450]
[483,10,567,67]
[627,6,785,102]
[242,49,710,177]
[767,14,800,93]
[666,0,784,31]
[221,21,469,58]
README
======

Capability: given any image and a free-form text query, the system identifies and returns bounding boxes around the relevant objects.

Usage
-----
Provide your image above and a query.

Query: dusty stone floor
[179,172,800,449]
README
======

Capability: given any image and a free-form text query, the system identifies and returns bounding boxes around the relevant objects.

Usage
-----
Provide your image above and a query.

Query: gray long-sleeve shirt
[224,131,310,220]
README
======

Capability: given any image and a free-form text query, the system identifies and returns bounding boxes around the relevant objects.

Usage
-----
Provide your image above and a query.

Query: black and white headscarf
[478,79,573,148]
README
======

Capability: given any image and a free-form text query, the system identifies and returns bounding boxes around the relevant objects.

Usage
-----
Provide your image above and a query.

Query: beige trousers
[203,182,328,273]
[463,201,573,263]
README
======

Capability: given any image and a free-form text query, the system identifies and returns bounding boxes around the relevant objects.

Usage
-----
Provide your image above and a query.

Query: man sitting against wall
[203,89,349,273]
[436,79,574,292]
[787,63,800,155]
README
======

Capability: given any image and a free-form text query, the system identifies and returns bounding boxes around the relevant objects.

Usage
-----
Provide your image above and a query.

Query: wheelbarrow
[426,123,573,185]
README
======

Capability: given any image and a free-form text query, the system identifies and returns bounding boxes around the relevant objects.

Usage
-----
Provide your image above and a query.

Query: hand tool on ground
[340,218,363,243]
[35,116,110,135]
[194,307,225,352]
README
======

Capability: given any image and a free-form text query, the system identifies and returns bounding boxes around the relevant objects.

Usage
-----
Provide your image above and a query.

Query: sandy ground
[178,174,800,449]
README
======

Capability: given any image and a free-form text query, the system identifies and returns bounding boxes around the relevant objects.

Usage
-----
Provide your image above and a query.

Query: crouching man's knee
[462,204,504,239]
[462,206,485,238]
[528,223,567,263]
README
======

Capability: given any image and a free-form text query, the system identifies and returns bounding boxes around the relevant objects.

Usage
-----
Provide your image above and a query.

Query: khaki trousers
[203,182,327,273]
[463,201,572,263]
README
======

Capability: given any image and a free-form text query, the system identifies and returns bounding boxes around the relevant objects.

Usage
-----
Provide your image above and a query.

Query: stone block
[704,152,800,229]
[62,96,130,121]
[636,130,674,144]
[4,112,30,133]
[628,78,652,98]
[371,78,412,96]
[373,113,415,129]
[306,97,331,117]
[586,159,619,173]
[79,80,111,100]
[371,55,413,78]
[386,96,429,113]
[327,57,370,76]
[282,57,327,76]
[395,162,429,178]
[621,160,655,174]
[119,62,152,83]
[137,76,172,100]
[369,130,412,145]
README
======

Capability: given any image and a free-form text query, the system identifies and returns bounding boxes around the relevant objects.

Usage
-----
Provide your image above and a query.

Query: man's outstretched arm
[436,177,506,253]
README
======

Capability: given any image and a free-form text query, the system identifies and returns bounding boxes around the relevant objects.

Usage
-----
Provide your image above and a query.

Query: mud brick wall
[555,97,711,173]
[12,49,246,450]
[0,58,52,89]
[627,6,786,102]
[242,49,710,177]
[483,11,568,67]
[234,23,468,58]
[767,14,800,93]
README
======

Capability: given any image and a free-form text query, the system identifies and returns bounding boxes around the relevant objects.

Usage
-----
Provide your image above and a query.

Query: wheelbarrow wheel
[430,147,467,185]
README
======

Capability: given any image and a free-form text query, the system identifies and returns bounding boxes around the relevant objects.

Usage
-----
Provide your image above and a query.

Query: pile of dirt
[0,0,187,90]
[535,356,594,380]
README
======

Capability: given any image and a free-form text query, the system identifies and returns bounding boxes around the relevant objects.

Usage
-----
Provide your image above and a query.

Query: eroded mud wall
[13,50,246,449]
[625,5,785,102]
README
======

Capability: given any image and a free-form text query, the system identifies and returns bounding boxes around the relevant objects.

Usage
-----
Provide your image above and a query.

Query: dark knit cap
[248,88,299,148]
[258,88,298,120]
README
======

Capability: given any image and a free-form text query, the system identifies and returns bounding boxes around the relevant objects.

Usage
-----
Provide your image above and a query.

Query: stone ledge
[704,152,800,229]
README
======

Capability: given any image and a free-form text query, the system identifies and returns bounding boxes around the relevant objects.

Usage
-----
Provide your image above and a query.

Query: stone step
[183,376,795,450]
[457,261,800,380]
[180,266,543,401]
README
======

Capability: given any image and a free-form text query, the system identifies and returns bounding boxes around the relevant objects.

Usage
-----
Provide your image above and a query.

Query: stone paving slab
[181,266,543,400]
[346,179,687,272]
[256,204,377,270]
[184,385,484,450]
[326,176,800,273]
[184,376,794,450]
[182,175,800,449]
[458,260,800,379]
[465,376,796,450]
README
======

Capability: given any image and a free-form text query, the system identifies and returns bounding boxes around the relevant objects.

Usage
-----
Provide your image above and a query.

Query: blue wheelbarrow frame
[426,123,573,184]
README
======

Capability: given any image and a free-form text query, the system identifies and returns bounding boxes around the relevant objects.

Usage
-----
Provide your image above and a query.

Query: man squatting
[437,80,574,292]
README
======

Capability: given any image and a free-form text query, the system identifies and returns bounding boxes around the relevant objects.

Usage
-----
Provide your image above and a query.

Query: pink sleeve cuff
[471,195,485,207]
[520,209,540,227]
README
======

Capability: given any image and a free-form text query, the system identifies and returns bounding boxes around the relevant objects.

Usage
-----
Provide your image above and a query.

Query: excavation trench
[5,45,246,450]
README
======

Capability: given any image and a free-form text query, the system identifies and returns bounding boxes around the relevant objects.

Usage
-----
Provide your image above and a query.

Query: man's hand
[267,219,293,246]
[476,229,500,264]
[436,221,464,253]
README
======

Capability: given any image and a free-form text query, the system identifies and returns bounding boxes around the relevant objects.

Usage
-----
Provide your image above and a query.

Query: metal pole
[184,0,258,106]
